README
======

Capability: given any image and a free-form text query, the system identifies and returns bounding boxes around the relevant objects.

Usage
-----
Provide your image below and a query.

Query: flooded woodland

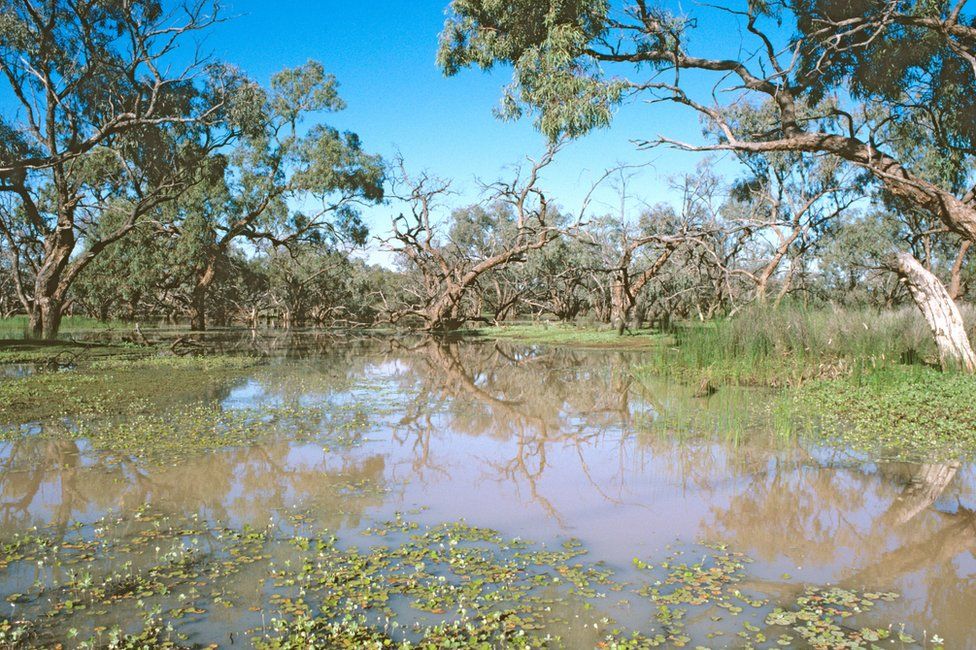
[0,333,971,648]
[6,0,976,646]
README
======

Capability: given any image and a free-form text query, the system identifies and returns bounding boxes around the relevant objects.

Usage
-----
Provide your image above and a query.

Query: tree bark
[27,224,75,339]
[29,297,64,340]
[189,289,207,332]
[189,263,217,332]
[949,240,971,300]
[610,270,631,335]
[426,290,466,331]
[895,252,976,372]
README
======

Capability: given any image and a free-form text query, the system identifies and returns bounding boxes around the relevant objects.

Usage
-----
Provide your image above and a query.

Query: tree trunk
[29,296,64,340]
[755,277,769,304]
[29,229,74,339]
[189,289,207,332]
[426,289,466,331]
[189,263,217,332]
[772,263,797,308]
[895,252,976,372]
[610,271,631,335]
[949,240,971,300]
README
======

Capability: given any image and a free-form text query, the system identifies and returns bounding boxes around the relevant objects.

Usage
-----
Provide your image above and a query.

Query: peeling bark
[895,252,976,372]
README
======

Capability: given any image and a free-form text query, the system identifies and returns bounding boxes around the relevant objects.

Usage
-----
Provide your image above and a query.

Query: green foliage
[269,60,345,124]
[794,0,976,132]
[438,0,624,139]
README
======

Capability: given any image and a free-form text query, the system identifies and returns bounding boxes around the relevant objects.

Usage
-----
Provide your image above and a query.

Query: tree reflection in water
[0,333,973,643]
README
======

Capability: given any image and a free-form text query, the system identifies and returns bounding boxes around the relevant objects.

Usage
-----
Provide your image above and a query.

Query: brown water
[0,335,974,647]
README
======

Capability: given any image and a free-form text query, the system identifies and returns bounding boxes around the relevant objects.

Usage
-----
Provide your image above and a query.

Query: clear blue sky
[0,1,756,262]
[206,0,749,258]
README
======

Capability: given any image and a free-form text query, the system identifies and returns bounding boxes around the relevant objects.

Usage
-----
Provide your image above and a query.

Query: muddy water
[0,335,974,647]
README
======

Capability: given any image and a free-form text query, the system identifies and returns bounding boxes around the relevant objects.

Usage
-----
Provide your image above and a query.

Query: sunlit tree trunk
[949,240,970,300]
[610,271,631,335]
[895,252,976,372]
[29,296,65,340]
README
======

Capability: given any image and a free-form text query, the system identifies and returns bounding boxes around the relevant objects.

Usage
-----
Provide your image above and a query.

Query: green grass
[626,303,976,459]
[472,323,668,348]
[638,304,941,387]
[0,315,134,339]
[0,339,145,364]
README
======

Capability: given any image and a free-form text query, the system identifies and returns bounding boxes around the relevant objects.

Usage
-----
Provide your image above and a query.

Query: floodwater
[0,334,973,648]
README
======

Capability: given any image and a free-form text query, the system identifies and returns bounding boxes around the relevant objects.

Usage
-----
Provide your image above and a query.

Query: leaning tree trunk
[894,252,976,373]
[427,291,466,331]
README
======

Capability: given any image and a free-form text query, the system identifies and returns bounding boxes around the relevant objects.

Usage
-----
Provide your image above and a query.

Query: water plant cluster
[0,507,941,649]
[790,367,976,460]
[0,354,261,424]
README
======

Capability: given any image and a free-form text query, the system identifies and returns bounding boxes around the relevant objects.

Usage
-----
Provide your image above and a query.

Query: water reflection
[0,334,973,645]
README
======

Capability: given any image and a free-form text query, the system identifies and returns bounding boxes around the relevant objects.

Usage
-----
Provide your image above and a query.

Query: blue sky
[205,0,750,259]
[0,1,763,262]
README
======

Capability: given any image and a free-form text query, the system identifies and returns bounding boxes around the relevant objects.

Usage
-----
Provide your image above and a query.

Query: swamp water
[0,335,973,648]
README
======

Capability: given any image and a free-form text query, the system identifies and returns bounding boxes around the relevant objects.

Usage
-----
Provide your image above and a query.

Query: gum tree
[437,0,976,370]
[0,0,231,338]
[382,146,562,331]
[167,61,384,331]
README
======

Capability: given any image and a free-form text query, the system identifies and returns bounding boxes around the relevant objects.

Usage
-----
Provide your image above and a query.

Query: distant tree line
[2,0,976,373]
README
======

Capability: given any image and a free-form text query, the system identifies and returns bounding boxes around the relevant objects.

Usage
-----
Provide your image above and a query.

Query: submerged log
[894,251,976,373]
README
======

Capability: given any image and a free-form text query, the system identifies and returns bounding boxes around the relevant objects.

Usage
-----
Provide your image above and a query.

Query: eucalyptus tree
[71,219,168,322]
[819,212,903,307]
[437,0,976,369]
[0,236,16,317]
[383,146,563,331]
[722,109,863,304]
[522,232,599,322]
[0,0,235,338]
[0,0,223,174]
[168,61,384,331]
[264,243,356,328]
[584,209,681,333]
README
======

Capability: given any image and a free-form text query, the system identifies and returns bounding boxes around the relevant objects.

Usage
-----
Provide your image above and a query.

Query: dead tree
[382,145,562,331]
[729,152,859,304]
